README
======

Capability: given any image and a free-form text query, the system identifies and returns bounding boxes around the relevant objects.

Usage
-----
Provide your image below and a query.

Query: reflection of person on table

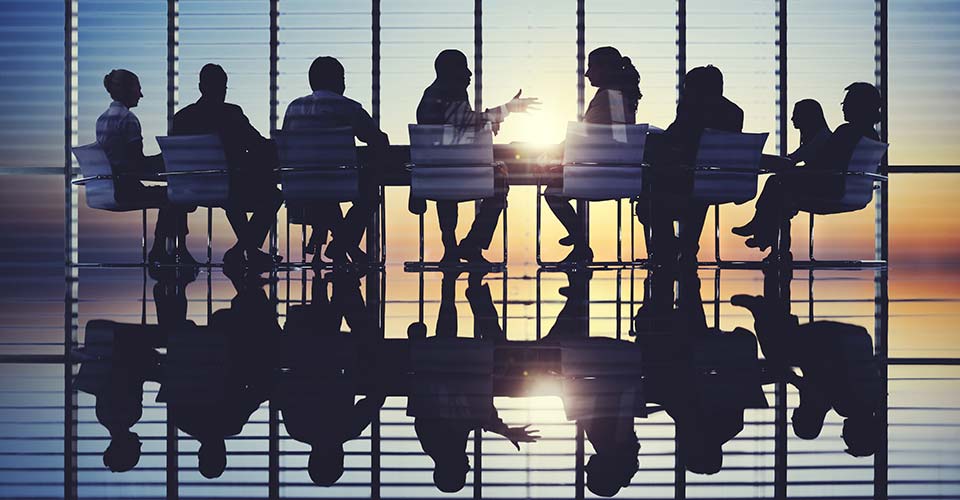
[733,269,882,457]
[636,268,765,475]
[158,277,279,478]
[278,273,384,486]
[406,271,538,493]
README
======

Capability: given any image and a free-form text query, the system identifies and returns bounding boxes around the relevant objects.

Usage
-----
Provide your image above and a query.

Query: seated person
[732,83,882,259]
[414,49,540,264]
[639,65,744,265]
[172,64,282,271]
[282,56,390,265]
[96,69,194,265]
[544,46,642,264]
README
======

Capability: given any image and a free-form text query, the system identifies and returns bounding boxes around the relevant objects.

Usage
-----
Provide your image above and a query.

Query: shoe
[458,244,491,265]
[347,245,368,264]
[560,247,593,265]
[323,241,347,264]
[762,251,793,266]
[732,221,756,237]
[247,249,277,271]
[148,246,175,266]
[223,245,246,269]
[730,294,762,312]
[440,246,461,264]
[558,234,576,247]
[176,248,199,268]
[745,237,772,252]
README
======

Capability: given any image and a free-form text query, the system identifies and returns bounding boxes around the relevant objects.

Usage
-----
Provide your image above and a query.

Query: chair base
[403,260,506,273]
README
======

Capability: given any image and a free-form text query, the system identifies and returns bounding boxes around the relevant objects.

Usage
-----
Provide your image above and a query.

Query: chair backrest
[275,128,360,202]
[157,134,231,206]
[562,121,649,165]
[409,124,497,200]
[841,137,888,210]
[692,129,768,205]
[72,142,119,210]
[408,124,494,166]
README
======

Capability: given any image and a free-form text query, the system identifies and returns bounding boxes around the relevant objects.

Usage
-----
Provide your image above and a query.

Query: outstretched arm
[482,405,540,450]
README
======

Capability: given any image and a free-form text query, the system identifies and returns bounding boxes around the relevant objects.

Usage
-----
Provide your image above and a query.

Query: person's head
[842,415,881,457]
[433,49,472,90]
[683,65,723,101]
[792,404,829,440]
[791,99,828,133]
[586,46,642,114]
[199,63,228,103]
[103,69,142,108]
[308,444,345,486]
[433,457,470,493]
[406,321,427,340]
[198,439,227,479]
[585,450,640,497]
[842,82,882,124]
[684,440,723,475]
[309,56,346,95]
[102,431,142,473]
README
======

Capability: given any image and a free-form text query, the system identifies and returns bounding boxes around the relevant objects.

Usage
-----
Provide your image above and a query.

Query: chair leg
[141,209,148,265]
[617,199,623,264]
[418,211,425,264]
[380,185,387,265]
[808,213,815,262]
[502,196,508,265]
[536,178,543,265]
[714,204,721,264]
[208,207,213,266]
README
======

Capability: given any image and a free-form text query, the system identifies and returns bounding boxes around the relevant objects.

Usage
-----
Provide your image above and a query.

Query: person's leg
[436,271,459,337]
[245,188,282,252]
[436,200,459,261]
[677,203,708,264]
[544,193,583,245]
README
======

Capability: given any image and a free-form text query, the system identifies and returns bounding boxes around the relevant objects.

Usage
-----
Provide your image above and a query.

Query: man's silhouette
[282,56,390,265]
[96,69,194,265]
[172,64,282,271]
[414,49,540,264]
[278,277,384,486]
[158,278,278,478]
[640,65,744,265]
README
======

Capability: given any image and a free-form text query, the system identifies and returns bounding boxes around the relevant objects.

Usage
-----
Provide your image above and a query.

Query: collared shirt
[96,100,143,170]
[281,90,386,145]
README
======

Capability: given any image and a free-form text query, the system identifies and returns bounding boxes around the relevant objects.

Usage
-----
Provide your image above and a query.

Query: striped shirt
[281,90,386,145]
[96,100,143,171]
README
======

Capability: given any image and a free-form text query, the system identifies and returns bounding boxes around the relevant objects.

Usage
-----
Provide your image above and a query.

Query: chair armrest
[561,162,648,168]
[407,162,504,169]
[156,169,231,177]
[276,165,360,172]
[776,169,888,182]
[71,175,113,185]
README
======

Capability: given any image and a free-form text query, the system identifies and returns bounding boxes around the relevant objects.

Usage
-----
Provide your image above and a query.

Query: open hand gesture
[503,424,541,450]
[507,89,542,113]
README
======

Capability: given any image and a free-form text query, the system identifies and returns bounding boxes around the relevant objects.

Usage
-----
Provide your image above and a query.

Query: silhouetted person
[545,46,642,263]
[637,269,765,475]
[414,49,540,264]
[172,64,282,271]
[731,99,830,255]
[732,83,882,259]
[282,56,390,265]
[279,281,384,487]
[733,269,882,457]
[96,69,194,266]
[537,270,643,496]
[158,278,279,478]
[639,65,744,265]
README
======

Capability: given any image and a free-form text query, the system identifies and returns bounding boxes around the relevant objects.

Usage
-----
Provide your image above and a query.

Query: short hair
[434,49,468,76]
[843,82,882,124]
[102,432,142,473]
[842,416,880,457]
[199,63,227,95]
[700,65,724,96]
[309,56,345,92]
[308,446,345,486]
[102,69,138,100]
[198,440,227,479]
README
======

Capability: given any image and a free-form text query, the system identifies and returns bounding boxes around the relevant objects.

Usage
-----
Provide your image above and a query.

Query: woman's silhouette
[732,83,882,258]
[544,46,642,263]
[96,69,194,265]
[732,99,831,244]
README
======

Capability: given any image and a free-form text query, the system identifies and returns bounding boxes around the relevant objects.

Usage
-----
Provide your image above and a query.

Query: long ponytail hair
[588,47,642,116]
[619,56,642,116]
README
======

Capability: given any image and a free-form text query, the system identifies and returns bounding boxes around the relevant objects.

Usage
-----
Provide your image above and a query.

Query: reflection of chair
[536,122,649,266]
[690,129,768,264]
[275,128,385,267]
[72,142,162,265]
[407,124,506,268]
[794,137,889,265]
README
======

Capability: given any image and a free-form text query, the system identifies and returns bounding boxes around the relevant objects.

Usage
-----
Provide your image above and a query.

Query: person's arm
[481,404,540,450]
[119,114,163,174]
[351,107,389,150]
[344,394,386,441]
